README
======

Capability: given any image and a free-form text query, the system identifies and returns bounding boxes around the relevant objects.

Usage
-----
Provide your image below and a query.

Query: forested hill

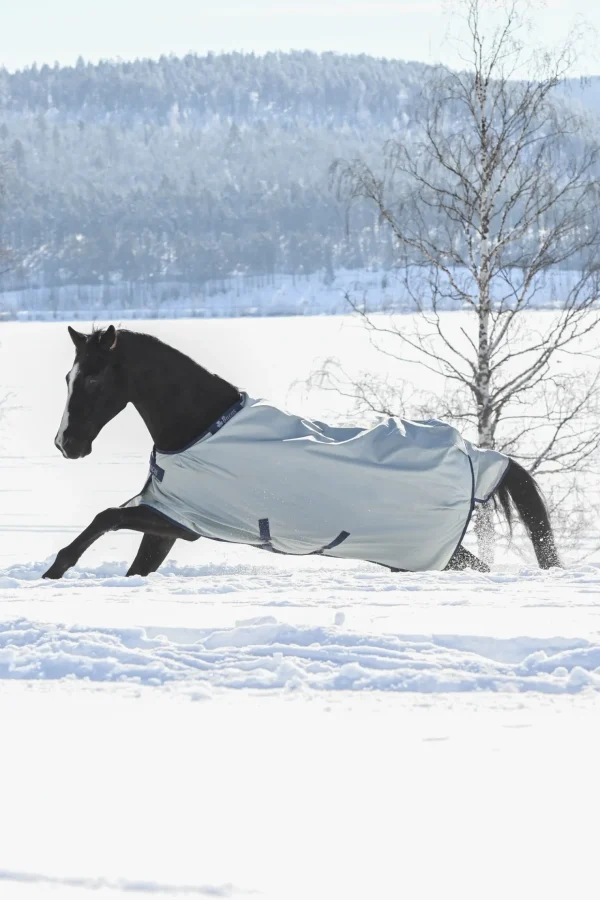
[0,52,430,124]
[0,52,598,312]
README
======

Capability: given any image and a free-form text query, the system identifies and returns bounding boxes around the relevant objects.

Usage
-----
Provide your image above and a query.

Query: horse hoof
[43,550,75,580]
[43,564,66,580]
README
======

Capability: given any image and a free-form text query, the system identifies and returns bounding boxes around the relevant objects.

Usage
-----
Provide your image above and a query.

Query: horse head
[55,325,127,459]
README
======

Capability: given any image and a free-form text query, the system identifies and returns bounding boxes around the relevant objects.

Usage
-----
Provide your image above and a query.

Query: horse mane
[90,326,205,368]
[112,327,241,395]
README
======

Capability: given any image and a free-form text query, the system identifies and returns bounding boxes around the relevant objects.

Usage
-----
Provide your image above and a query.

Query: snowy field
[1,317,600,899]
[1,266,586,321]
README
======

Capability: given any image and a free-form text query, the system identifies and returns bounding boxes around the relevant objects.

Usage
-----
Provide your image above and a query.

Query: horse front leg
[43,506,197,580]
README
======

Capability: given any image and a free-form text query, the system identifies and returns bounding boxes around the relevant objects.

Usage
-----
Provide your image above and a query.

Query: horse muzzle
[55,435,92,459]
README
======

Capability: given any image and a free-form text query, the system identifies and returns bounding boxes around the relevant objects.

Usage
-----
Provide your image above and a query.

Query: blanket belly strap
[257,517,350,556]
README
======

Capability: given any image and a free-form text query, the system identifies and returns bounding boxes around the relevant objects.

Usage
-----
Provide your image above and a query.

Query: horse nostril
[58,436,77,458]
[57,436,92,459]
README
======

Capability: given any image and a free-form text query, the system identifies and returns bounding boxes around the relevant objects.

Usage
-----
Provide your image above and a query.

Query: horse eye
[85,375,100,388]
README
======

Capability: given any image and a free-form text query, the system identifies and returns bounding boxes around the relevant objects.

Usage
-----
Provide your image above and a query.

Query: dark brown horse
[43,326,560,579]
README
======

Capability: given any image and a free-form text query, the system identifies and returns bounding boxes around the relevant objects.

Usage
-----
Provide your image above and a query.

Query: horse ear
[68,326,86,349]
[99,325,117,352]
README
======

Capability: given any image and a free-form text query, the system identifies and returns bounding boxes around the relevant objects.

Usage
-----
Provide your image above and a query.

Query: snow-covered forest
[1,51,600,316]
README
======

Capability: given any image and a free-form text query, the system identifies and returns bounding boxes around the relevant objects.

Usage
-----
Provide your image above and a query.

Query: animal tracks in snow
[0,614,599,694]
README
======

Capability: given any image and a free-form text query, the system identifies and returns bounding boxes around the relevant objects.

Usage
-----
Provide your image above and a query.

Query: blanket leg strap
[257,518,350,556]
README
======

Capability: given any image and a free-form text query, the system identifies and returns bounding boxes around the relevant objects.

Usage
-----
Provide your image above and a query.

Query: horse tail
[494,458,561,569]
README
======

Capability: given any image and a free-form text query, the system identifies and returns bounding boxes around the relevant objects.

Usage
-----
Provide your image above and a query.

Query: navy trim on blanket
[474,458,511,503]
[155,394,246,456]
[453,455,476,556]
[385,455,476,574]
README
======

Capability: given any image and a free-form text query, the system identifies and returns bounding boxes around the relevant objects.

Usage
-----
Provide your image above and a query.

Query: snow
[1,317,600,899]
[2,557,600,694]
[2,581,600,692]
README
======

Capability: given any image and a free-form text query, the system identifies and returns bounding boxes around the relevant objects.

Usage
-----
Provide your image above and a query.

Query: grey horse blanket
[125,395,509,572]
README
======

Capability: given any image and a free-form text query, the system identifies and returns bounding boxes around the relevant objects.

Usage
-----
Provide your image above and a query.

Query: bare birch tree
[318,0,600,558]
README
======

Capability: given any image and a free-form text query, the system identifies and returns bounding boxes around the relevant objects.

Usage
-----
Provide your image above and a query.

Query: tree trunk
[475,373,494,564]
[475,166,494,564]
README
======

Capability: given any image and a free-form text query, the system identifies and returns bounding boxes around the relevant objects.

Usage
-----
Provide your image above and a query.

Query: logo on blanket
[216,408,237,429]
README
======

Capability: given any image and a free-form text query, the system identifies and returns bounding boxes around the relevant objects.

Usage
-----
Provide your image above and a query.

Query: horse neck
[119,332,240,451]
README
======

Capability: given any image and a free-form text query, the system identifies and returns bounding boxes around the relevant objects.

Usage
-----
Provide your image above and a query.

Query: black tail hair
[495,459,561,569]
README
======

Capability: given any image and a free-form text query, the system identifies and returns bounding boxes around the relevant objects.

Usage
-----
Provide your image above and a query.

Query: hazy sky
[1,0,599,75]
